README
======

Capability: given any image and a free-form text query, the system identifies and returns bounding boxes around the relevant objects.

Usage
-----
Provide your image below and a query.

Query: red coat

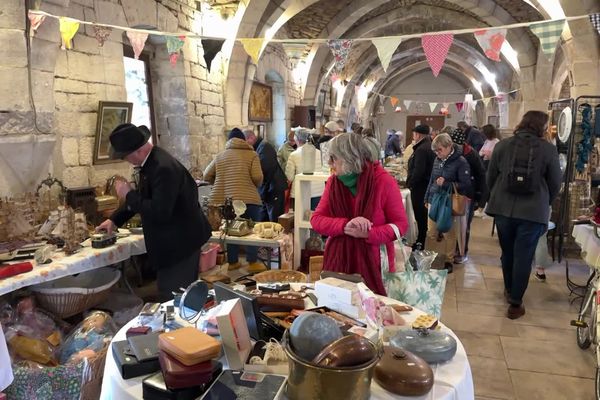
[311,164,409,289]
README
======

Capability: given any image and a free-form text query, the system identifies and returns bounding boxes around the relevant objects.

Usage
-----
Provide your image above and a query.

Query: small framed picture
[487,115,499,127]
[94,101,133,164]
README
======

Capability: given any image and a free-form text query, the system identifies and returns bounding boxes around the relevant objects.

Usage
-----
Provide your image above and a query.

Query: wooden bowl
[253,270,307,283]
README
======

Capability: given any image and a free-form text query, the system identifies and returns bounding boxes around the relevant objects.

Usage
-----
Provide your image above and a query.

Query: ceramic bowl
[312,334,378,368]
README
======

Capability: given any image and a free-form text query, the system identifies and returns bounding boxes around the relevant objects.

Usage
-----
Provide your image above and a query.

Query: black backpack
[506,134,541,195]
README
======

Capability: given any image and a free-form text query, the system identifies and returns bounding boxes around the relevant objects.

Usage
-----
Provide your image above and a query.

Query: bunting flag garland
[590,14,600,35]
[126,31,148,59]
[327,39,353,73]
[422,33,454,77]
[482,97,491,107]
[455,102,464,112]
[442,102,450,109]
[390,96,399,107]
[371,37,402,73]
[27,10,46,37]
[240,38,265,64]
[403,100,412,110]
[93,26,112,47]
[530,19,566,56]
[201,38,225,73]
[59,17,79,50]
[429,102,438,112]
[166,35,186,66]
[474,28,506,62]
[282,42,306,60]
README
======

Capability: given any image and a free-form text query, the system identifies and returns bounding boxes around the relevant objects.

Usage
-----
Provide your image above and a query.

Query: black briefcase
[112,340,161,379]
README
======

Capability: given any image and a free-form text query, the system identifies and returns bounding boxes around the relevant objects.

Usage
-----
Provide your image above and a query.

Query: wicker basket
[253,270,307,283]
[30,267,121,318]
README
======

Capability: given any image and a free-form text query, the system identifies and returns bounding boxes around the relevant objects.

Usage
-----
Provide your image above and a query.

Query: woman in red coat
[310,133,409,295]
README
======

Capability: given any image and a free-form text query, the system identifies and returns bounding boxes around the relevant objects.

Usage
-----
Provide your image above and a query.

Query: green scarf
[337,172,359,196]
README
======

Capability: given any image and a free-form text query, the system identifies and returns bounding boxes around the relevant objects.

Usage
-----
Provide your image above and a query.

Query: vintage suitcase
[390,329,457,364]
[112,340,161,379]
[159,350,220,390]
[158,327,221,366]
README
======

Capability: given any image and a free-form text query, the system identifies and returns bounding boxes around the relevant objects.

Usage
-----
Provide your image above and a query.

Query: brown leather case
[277,212,294,233]
[158,327,221,366]
[159,350,218,390]
[256,293,305,310]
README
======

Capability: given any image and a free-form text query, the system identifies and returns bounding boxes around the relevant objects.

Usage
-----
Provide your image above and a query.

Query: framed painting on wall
[249,81,273,122]
[487,115,499,127]
[93,101,133,164]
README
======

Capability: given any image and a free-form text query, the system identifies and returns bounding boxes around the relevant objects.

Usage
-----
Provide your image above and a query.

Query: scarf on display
[323,162,386,295]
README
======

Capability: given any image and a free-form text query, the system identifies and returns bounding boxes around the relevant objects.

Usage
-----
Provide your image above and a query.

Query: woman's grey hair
[431,133,453,149]
[294,128,310,143]
[329,132,373,174]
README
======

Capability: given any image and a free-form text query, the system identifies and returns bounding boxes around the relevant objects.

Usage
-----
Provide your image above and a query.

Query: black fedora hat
[109,123,152,159]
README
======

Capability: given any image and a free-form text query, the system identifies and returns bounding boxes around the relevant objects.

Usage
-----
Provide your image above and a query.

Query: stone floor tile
[442,310,519,337]
[456,287,506,307]
[454,331,505,360]
[513,307,579,330]
[510,370,594,400]
[455,273,487,289]
[516,325,576,343]
[457,301,507,318]
[469,356,515,399]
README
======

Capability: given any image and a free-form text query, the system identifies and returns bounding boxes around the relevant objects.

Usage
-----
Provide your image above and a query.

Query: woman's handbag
[380,223,411,272]
[428,187,452,233]
[451,183,467,216]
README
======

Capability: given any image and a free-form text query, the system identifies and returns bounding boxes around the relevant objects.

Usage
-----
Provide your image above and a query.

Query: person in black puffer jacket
[425,133,473,273]
[450,129,488,263]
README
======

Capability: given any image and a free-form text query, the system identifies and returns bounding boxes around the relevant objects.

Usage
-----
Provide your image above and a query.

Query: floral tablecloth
[0,233,146,297]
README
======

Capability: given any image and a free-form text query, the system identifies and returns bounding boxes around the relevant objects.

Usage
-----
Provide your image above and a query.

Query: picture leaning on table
[310,133,409,296]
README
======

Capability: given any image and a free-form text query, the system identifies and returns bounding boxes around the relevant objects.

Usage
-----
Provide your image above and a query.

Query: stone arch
[265,69,286,147]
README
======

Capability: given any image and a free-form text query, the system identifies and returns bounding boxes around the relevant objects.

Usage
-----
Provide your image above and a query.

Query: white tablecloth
[100,295,473,400]
[572,224,600,269]
[0,232,146,297]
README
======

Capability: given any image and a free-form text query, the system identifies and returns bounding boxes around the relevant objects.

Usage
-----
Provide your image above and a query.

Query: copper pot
[374,346,434,396]
[312,334,377,368]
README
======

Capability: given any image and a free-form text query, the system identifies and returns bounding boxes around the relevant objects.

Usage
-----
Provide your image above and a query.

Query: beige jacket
[204,138,263,206]
[285,146,325,198]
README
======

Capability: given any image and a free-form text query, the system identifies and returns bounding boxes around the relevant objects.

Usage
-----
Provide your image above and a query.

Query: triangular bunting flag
[443,102,450,109]
[379,94,385,105]
[201,39,225,73]
[327,39,353,73]
[59,17,79,50]
[27,11,45,37]
[482,98,491,107]
[455,102,464,112]
[390,97,399,107]
[530,19,565,56]
[590,14,600,35]
[331,73,339,84]
[126,31,148,59]
[282,42,306,60]
[403,100,412,110]
[93,26,112,47]
[422,33,454,77]
[474,28,507,62]
[429,102,437,113]
[240,38,265,64]
[166,35,186,66]
[509,91,518,100]
[371,37,402,73]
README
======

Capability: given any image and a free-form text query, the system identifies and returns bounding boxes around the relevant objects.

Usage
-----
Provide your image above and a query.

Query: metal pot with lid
[390,328,457,363]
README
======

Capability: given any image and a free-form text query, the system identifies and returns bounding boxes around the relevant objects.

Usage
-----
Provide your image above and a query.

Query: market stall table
[0,232,146,297]
[208,231,293,270]
[99,294,473,400]
[572,224,600,269]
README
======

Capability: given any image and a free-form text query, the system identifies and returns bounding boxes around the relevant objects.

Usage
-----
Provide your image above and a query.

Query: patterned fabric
[27,11,46,35]
[474,28,507,62]
[126,31,148,59]
[93,26,112,47]
[59,17,80,50]
[6,363,84,400]
[371,37,402,72]
[530,19,566,55]
[590,13,600,35]
[450,128,466,145]
[327,39,353,73]
[421,34,454,77]
[166,35,186,66]
[201,39,225,73]
[240,38,265,64]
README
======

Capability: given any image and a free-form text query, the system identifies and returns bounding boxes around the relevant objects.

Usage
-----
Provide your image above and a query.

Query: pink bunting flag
[474,28,506,62]
[327,39,353,73]
[126,31,149,60]
[455,102,464,112]
[27,11,46,37]
[421,33,454,77]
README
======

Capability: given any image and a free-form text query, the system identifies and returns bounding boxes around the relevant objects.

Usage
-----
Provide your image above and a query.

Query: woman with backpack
[486,111,562,319]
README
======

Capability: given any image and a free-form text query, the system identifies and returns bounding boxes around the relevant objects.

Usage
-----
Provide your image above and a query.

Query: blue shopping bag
[428,186,452,233]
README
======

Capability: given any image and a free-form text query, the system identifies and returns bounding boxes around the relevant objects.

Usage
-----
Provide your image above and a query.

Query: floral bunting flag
[421,33,454,77]
[201,39,225,73]
[429,102,437,113]
[240,38,265,64]
[403,99,412,110]
[442,102,450,109]
[474,28,506,62]
[59,17,79,50]
[390,96,399,107]
[93,26,112,47]
[530,19,566,56]
[327,39,353,73]
[166,35,186,66]
[590,14,600,35]
[27,11,46,37]
[455,102,464,112]
[126,31,148,59]
[371,37,402,73]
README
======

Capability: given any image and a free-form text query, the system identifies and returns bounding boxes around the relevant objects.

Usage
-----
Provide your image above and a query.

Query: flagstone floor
[444,216,596,400]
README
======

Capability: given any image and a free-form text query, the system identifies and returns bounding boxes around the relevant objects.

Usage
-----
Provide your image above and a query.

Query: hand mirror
[179,280,209,322]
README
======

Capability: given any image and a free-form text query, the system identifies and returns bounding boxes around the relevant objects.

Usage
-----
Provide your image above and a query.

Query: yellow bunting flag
[59,17,79,50]
[240,38,265,64]
[371,37,402,73]
[390,97,399,107]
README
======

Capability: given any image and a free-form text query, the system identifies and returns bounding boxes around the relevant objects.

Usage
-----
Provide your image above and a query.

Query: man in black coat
[406,124,436,249]
[243,129,287,222]
[96,124,211,301]
[457,121,485,153]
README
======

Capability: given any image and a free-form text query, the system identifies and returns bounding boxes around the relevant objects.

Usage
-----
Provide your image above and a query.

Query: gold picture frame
[93,101,133,164]
[248,81,273,122]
